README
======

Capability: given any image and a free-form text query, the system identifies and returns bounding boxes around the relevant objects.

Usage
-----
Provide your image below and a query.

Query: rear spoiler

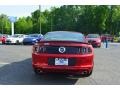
[37,40,89,45]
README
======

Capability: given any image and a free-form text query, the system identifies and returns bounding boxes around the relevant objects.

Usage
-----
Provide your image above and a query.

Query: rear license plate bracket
[55,58,68,65]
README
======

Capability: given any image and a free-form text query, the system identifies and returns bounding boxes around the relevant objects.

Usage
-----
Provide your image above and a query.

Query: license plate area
[55,58,68,65]
[48,58,76,66]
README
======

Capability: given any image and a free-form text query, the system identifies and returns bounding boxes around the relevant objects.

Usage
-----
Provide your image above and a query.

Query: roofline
[46,31,83,34]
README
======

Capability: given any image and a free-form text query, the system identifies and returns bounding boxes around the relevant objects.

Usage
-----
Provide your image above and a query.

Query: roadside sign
[8,16,17,23]
[8,16,17,35]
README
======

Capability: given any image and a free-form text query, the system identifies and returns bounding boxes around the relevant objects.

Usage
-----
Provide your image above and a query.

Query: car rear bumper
[5,40,15,44]
[92,42,101,47]
[32,53,94,74]
[33,64,93,74]
[23,41,36,45]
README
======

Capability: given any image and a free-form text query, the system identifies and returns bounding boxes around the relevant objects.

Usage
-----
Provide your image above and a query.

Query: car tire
[34,69,40,75]
[16,40,19,45]
[2,42,5,45]
[111,40,113,42]
[23,43,25,45]
[98,45,101,48]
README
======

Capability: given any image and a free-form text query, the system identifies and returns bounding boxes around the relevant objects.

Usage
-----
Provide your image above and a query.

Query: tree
[94,5,109,34]
[106,6,120,35]
[0,14,11,34]
[31,10,40,33]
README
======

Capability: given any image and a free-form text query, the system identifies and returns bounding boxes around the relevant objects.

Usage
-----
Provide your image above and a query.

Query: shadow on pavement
[0,58,78,85]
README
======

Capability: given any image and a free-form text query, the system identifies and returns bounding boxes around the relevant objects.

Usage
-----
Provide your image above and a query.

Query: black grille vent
[45,46,80,54]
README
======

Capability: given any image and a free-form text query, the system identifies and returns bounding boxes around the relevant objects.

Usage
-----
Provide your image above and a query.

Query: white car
[5,34,27,44]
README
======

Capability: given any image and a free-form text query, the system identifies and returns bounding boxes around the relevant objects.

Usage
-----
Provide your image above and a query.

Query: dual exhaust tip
[81,71,88,75]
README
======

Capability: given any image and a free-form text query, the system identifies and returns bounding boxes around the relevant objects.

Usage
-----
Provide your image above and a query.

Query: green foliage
[0,14,11,34]
[15,16,33,34]
[1,5,120,36]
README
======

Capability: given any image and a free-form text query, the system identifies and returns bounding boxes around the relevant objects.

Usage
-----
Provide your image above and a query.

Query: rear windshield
[87,34,100,38]
[28,34,39,37]
[0,34,9,38]
[43,31,85,42]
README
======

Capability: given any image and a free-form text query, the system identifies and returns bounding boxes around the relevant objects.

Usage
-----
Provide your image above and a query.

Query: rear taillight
[34,46,46,53]
[80,47,92,54]
[34,46,39,53]
[33,45,92,54]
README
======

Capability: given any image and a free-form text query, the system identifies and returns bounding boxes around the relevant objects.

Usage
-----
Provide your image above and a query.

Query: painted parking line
[0,62,9,65]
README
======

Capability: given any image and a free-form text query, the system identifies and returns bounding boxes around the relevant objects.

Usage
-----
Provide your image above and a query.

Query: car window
[87,34,100,38]
[43,31,85,42]
[28,34,39,37]
[12,35,19,37]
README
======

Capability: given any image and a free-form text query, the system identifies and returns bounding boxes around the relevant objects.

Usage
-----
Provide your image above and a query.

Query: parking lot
[0,43,120,85]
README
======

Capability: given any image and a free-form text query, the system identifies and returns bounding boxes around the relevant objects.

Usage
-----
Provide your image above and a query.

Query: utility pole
[8,16,17,36]
[1,16,4,34]
[39,5,41,34]
[11,22,14,35]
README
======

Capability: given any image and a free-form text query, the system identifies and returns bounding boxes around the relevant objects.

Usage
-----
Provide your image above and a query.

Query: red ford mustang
[32,31,94,77]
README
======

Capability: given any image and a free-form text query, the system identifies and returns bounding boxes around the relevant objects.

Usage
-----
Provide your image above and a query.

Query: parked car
[23,34,43,45]
[86,34,101,48]
[5,34,27,44]
[101,34,114,42]
[0,34,10,44]
[32,31,94,77]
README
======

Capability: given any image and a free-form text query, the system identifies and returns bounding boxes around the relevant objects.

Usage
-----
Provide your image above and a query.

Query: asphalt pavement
[0,43,120,85]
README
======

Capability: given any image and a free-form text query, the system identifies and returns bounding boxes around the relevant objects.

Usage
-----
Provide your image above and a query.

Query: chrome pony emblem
[59,47,66,53]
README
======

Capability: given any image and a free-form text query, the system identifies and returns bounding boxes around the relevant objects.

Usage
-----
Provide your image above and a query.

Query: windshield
[2,34,9,38]
[28,34,39,38]
[0,34,10,38]
[12,34,24,38]
[43,31,85,42]
[87,34,100,38]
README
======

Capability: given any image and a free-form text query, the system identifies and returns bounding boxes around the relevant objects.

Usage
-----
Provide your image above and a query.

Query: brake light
[34,46,46,53]
[33,45,92,54]
[80,47,92,54]
[34,46,39,53]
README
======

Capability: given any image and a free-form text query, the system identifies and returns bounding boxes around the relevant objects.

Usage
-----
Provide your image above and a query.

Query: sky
[0,5,58,18]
